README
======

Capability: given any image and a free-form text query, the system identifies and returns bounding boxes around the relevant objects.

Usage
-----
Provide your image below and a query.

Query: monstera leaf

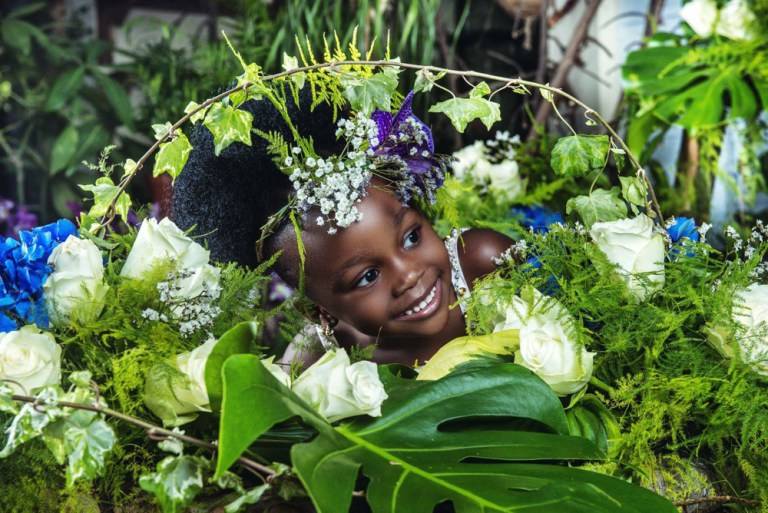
[216,356,676,513]
[622,41,760,147]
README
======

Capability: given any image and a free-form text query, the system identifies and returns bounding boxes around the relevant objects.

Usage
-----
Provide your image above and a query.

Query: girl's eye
[355,268,379,288]
[404,227,421,249]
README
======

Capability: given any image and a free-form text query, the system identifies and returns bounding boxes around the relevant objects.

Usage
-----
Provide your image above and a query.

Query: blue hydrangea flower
[524,256,560,296]
[667,217,700,259]
[0,218,77,329]
[667,217,700,244]
[510,205,564,234]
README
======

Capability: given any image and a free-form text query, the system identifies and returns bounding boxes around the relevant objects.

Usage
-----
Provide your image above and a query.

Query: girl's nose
[392,259,423,297]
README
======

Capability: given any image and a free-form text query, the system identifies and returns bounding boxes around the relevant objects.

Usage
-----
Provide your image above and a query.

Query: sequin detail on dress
[444,228,471,315]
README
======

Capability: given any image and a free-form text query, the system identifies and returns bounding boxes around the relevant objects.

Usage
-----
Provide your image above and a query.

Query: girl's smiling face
[280,183,456,343]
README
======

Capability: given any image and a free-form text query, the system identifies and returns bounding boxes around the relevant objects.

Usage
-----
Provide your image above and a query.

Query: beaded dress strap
[444,228,471,315]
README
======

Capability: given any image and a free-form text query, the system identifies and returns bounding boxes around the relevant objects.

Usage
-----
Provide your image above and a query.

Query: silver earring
[315,317,339,351]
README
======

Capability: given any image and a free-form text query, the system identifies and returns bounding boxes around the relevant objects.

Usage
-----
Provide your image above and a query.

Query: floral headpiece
[269,91,449,241]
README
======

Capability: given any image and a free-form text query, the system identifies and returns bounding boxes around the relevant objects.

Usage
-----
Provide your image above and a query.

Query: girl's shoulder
[454,228,514,285]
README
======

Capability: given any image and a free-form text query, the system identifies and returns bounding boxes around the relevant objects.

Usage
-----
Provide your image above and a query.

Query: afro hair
[171,89,343,268]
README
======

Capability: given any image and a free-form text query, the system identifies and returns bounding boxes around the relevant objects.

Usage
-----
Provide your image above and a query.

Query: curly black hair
[171,90,343,268]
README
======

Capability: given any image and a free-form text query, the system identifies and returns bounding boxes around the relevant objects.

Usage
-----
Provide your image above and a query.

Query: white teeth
[402,285,437,317]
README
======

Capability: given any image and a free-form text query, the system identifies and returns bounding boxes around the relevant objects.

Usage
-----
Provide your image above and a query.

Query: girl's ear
[316,306,339,328]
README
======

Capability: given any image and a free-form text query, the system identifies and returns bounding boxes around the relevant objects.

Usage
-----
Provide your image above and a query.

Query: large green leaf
[50,124,79,175]
[45,67,85,111]
[621,46,688,88]
[655,71,757,130]
[92,70,134,129]
[623,46,758,132]
[216,357,675,513]
[204,321,260,411]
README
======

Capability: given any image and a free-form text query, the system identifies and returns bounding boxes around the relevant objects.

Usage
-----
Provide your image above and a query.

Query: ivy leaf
[429,96,501,132]
[79,177,132,221]
[183,101,208,124]
[203,103,253,156]
[139,455,209,513]
[152,122,174,141]
[619,176,648,209]
[153,133,192,181]
[551,135,610,177]
[228,63,264,108]
[341,70,399,115]
[63,416,116,486]
[566,188,628,228]
[0,388,65,458]
[0,383,18,415]
[469,81,492,98]
[50,124,79,175]
[216,357,674,513]
[413,69,445,93]
[223,485,270,513]
[282,53,305,90]
[203,321,260,411]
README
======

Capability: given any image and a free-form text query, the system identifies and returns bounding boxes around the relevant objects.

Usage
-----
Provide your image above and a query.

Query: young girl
[172,90,512,367]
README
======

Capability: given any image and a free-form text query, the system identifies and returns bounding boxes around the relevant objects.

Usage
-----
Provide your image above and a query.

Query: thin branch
[10,393,276,478]
[674,495,761,508]
[535,0,549,85]
[528,0,603,138]
[548,0,578,28]
[100,56,663,224]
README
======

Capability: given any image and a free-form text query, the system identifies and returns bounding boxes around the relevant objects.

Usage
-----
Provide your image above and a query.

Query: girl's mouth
[396,280,441,321]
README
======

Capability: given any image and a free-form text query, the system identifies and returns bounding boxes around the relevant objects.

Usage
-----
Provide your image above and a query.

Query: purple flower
[10,207,38,236]
[0,198,13,223]
[370,91,446,203]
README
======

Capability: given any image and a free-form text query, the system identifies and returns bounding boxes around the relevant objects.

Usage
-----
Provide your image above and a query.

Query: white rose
[494,289,593,396]
[487,160,526,202]
[44,236,108,326]
[261,356,291,388]
[590,214,665,301]
[144,337,216,426]
[174,264,222,301]
[345,361,388,417]
[292,348,388,422]
[732,283,768,376]
[717,0,758,40]
[121,218,210,278]
[121,218,220,308]
[451,141,487,181]
[680,0,718,37]
[0,326,62,394]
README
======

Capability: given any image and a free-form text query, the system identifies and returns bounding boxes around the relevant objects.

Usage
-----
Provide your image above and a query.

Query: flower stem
[588,376,616,396]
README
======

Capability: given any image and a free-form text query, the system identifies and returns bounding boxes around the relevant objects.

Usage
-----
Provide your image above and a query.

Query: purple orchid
[371,91,436,174]
[370,91,446,202]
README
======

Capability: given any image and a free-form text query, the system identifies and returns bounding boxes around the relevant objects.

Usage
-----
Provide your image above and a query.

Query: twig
[674,495,761,508]
[535,0,549,86]
[100,57,663,224]
[548,0,579,28]
[10,393,276,478]
[528,0,603,139]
